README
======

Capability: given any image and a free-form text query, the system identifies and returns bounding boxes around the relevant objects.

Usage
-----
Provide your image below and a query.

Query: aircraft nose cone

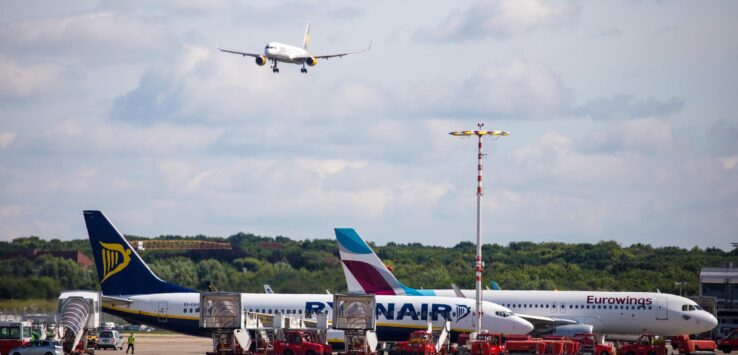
[504,316,533,334]
[512,316,534,334]
[706,313,718,329]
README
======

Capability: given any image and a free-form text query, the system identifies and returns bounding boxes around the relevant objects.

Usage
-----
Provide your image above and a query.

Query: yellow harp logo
[99,241,132,283]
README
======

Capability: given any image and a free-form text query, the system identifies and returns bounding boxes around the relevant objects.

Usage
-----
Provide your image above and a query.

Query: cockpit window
[682,304,698,311]
[694,304,703,311]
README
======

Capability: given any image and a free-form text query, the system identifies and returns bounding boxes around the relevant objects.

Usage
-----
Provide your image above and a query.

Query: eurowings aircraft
[218,24,370,73]
[82,211,533,341]
[334,228,718,337]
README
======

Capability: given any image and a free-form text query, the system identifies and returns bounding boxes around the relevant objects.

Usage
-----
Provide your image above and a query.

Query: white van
[97,330,123,350]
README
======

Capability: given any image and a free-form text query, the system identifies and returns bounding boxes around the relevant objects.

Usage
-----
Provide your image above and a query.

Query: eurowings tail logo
[99,241,132,283]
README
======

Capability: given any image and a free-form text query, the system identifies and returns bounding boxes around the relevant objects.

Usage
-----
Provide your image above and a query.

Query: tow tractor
[273,330,332,355]
[618,334,666,355]
[571,333,613,355]
[0,320,33,355]
[669,335,716,355]
[393,330,438,355]
[467,333,505,355]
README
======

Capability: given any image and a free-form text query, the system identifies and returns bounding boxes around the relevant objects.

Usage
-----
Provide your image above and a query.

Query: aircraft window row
[682,304,702,311]
[183,307,200,313]
[504,304,652,310]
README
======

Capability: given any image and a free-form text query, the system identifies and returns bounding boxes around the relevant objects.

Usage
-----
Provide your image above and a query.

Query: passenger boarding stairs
[56,291,101,354]
[200,292,252,353]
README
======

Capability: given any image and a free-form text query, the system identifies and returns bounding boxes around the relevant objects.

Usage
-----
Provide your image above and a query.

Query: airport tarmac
[113,333,211,355]
[102,333,700,355]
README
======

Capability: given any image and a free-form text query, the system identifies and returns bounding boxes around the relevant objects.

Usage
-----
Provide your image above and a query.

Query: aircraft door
[560,302,566,314]
[550,302,558,313]
[656,296,668,320]
[157,301,168,323]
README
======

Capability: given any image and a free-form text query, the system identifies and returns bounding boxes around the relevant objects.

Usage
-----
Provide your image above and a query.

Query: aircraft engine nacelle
[305,56,318,67]
[255,55,267,66]
[551,324,594,337]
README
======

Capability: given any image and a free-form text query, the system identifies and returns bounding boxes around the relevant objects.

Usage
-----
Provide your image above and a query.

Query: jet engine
[255,55,267,66]
[305,56,318,67]
[551,324,594,337]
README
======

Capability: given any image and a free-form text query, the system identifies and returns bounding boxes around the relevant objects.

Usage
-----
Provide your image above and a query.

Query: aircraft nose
[705,312,718,329]
[515,316,535,334]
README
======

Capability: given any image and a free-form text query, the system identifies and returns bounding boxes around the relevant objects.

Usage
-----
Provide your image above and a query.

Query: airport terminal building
[697,266,738,337]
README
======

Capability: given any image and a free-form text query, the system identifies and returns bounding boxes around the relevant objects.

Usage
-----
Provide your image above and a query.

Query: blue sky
[1,0,736,249]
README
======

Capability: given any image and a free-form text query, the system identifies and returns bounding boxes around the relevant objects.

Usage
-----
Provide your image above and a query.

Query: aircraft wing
[305,41,372,60]
[517,313,578,327]
[218,47,263,58]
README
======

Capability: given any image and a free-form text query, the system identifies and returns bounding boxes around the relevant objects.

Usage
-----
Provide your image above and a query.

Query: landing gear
[301,65,307,74]
[271,60,279,73]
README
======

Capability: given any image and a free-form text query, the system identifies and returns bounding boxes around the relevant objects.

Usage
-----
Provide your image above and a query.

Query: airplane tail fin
[83,210,194,296]
[302,24,311,50]
[334,228,433,296]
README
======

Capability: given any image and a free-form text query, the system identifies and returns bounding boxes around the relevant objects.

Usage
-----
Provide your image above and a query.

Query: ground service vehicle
[96,330,122,350]
[85,334,97,349]
[572,334,613,355]
[468,333,505,355]
[717,330,738,353]
[670,335,716,354]
[273,330,331,355]
[7,339,64,355]
[393,330,437,355]
[504,335,546,355]
[0,321,33,355]
[618,335,666,355]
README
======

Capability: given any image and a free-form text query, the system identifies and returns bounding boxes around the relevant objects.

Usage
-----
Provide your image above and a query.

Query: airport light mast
[449,123,509,334]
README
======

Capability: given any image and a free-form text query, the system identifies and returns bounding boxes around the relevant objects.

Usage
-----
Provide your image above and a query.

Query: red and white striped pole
[449,123,509,335]
[475,123,484,335]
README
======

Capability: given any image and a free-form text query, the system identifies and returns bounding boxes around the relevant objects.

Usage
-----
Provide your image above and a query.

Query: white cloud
[719,156,738,170]
[0,57,61,97]
[0,132,17,148]
[457,60,568,117]
[581,118,675,153]
[407,60,568,119]
[416,0,579,41]
[0,11,169,62]
[42,119,223,155]
[296,159,368,179]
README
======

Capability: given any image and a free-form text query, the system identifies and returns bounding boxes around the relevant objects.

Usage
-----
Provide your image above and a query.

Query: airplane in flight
[218,24,370,73]
[334,228,718,338]
[82,211,533,342]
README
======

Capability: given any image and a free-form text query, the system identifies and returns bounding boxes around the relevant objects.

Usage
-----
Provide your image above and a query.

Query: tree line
[1,234,735,300]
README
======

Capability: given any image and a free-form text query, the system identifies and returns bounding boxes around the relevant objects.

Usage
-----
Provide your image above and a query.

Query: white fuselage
[102,293,533,339]
[429,290,716,336]
[264,42,309,64]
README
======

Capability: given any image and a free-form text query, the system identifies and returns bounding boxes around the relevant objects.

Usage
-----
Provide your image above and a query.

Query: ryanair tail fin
[334,228,434,296]
[83,210,194,296]
[302,24,310,50]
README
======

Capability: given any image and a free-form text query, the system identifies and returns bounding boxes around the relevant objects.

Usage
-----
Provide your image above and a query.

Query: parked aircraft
[334,228,718,337]
[218,24,370,73]
[82,211,533,341]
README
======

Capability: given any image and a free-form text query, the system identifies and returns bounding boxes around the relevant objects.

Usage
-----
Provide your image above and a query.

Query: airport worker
[126,332,135,354]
